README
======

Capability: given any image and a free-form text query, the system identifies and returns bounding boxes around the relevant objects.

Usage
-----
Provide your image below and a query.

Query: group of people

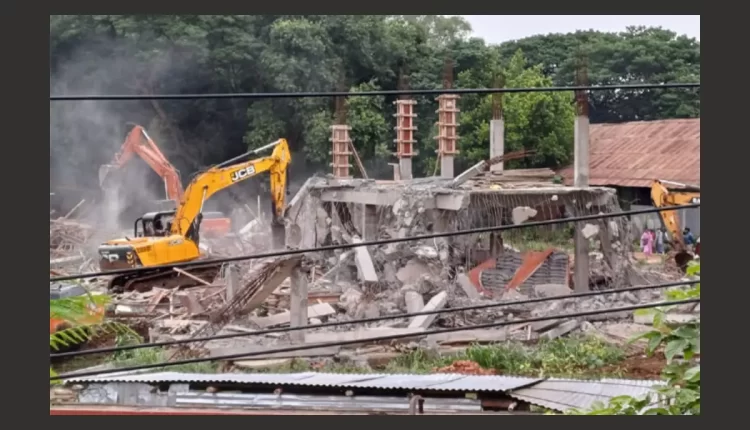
[640,227,695,255]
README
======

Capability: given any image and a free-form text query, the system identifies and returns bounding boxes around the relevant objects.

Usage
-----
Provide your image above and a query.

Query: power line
[52,298,699,381]
[51,279,698,359]
[50,83,700,102]
[50,203,700,282]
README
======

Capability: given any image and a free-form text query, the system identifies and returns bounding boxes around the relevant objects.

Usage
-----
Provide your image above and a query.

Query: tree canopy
[50,16,700,191]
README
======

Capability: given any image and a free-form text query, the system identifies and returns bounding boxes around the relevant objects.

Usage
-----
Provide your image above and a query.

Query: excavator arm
[170,139,291,239]
[650,179,700,270]
[99,125,184,201]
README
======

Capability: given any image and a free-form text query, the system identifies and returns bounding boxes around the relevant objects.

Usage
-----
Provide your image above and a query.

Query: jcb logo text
[231,166,256,182]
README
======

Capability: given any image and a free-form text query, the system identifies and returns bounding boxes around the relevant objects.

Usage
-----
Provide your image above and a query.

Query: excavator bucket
[675,251,694,273]
[99,164,119,187]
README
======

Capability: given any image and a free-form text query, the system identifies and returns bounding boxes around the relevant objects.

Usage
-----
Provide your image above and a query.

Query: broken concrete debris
[51,170,693,373]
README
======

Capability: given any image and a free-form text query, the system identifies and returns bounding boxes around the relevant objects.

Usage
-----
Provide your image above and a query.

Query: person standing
[683,228,695,252]
[641,229,654,255]
[655,228,666,254]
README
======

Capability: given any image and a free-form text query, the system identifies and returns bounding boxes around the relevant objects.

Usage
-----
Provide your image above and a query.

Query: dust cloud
[50,37,194,236]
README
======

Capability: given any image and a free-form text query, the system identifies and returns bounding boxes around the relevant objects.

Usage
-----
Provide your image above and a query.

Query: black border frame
[43,7,711,421]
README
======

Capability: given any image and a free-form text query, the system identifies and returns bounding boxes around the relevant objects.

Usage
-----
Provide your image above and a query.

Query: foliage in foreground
[569,261,701,415]
[50,290,139,383]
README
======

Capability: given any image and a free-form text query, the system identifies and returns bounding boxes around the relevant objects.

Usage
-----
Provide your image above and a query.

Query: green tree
[497,27,700,123]
[456,50,575,170]
[50,16,699,189]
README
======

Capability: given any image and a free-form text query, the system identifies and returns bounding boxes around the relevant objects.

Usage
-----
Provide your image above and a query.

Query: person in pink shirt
[641,229,654,255]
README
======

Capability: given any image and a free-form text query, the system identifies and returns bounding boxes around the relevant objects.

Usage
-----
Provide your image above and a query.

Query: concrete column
[362,204,378,240]
[440,156,454,178]
[436,95,460,179]
[330,125,353,178]
[394,99,417,180]
[289,267,309,343]
[573,115,591,293]
[574,116,590,187]
[399,158,412,181]
[225,264,240,302]
[490,119,505,173]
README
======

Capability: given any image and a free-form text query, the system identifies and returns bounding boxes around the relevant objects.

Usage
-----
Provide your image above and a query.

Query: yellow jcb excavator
[98,139,291,292]
[650,179,700,271]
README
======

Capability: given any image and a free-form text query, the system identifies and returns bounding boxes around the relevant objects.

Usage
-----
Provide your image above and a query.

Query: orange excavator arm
[99,125,184,202]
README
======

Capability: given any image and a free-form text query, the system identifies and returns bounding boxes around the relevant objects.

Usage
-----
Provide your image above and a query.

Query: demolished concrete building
[286,171,634,298]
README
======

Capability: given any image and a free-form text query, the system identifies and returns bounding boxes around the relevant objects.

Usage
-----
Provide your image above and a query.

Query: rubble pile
[50,219,100,276]
[51,173,695,376]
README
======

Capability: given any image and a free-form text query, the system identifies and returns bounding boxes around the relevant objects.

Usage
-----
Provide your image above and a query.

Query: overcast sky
[459,15,700,44]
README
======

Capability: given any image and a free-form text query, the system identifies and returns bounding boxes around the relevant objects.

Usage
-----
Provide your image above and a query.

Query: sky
[459,15,700,44]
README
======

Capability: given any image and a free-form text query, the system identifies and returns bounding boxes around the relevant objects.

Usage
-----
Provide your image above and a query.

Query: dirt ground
[602,352,668,379]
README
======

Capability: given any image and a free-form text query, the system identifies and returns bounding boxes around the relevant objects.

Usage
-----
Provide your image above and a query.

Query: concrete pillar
[440,157,454,179]
[399,158,413,180]
[574,116,590,187]
[394,99,417,180]
[330,125,353,178]
[573,115,591,293]
[289,267,309,343]
[362,204,378,240]
[435,95,460,178]
[225,264,240,302]
[490,119,505,173]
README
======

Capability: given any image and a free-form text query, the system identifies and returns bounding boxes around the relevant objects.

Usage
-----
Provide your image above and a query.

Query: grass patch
[54,335,627,379]
[113,347,220,374]
[385,336,626,378]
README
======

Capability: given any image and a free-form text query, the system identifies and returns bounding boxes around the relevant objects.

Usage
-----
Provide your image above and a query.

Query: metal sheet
[175,392,482,412]
[67,371,542,393]
[559,118,700,188]
[508,378,664,412]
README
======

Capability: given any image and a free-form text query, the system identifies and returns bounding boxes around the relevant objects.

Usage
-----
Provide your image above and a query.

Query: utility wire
[52,279,698,359]
[51,298,699,381]
[50,83,700,101]
[49,203,700,282]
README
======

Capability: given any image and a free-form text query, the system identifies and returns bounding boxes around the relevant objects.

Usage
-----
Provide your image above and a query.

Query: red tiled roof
[559,119,700,188]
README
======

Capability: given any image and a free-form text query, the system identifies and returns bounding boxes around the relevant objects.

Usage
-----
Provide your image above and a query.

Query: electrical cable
[50,203,700,282]
[50,83,700,102]
[52,279,698,359]
[51,298,699,381]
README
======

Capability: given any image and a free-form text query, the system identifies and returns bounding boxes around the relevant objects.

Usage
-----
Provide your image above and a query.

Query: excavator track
[107,265,222,293]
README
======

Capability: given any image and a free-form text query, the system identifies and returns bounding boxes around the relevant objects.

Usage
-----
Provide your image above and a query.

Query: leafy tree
[50,16,700,191]
[497,26,700,123]
[457,50,575,170]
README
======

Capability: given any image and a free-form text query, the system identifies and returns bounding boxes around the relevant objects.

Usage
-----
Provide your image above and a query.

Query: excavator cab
[134,211,176,238]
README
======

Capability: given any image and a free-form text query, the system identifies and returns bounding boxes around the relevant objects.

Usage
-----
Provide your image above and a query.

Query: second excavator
[99,124,232,237]
[650,179,700,271]
[98,139,291,292]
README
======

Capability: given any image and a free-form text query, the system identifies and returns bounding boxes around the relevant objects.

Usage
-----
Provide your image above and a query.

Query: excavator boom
[171,139,290,237]
[650,179,700,270]
[99,125,183,201]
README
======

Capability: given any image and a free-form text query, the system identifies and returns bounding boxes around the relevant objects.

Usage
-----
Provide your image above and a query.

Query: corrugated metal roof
[508,378,664,412]
[66,371,542,393]
[558,119,700,188]
[175,392,483,413]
